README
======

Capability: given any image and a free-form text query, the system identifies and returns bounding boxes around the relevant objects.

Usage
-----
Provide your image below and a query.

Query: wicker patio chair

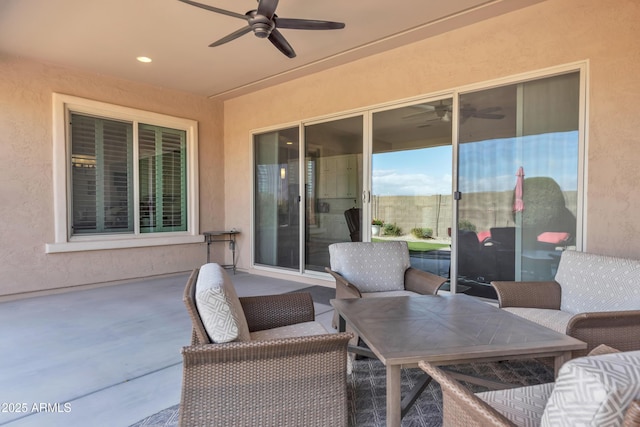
[180,266,353,427]
[420,347,640,427]
[326,241,446,332]
[491,250,640,357]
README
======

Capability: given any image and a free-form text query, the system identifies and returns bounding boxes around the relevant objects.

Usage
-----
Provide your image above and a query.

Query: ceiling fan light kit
[178,0,346,58]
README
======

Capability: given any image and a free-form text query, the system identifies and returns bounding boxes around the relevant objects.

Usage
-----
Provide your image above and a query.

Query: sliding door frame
[250,61,588,293]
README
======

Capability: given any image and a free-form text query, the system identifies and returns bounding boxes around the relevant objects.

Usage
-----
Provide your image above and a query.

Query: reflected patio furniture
[325,241,446,332]
[489,227,516,281]
[343,207,361,242]
[180,263,353,427]
[458,229,495,281]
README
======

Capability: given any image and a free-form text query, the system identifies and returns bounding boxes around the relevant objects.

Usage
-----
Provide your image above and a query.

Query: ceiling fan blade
[474,113,505,119]
[177,0,247,20]
[403,110,437,120]
[402,104,437,119]
[209,26,252,47]
[268,28,296,58]
[477,106,502,114]
[275,17,345,30]
[257,0,279,19]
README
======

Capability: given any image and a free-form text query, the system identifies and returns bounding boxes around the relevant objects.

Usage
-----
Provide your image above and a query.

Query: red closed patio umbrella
[514,166,525,213]
[514,166,524,280]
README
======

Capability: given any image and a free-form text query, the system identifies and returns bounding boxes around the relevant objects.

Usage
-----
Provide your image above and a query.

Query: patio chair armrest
[491,280,561,309]
[404,267,447,295]
[325,267,362,299]
[181,332,353,427]
[418,361,516,427]
[567,310,640,356]
[240,292,315,332]
[182,332,353,365]
[623,400,640,426]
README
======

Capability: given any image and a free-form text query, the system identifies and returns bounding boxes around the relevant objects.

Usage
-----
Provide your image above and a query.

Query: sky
[372,131,579,196]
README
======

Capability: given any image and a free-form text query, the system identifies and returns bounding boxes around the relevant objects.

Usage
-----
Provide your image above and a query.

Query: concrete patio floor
[0,270,336,427]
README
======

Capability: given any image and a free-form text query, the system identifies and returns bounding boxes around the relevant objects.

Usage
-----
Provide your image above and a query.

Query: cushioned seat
[420,346,640,427]
[492,250,640,357]
[250,321,329,340]
[502,307,573,334]
[180,263,353,427]
[476,383,554,427]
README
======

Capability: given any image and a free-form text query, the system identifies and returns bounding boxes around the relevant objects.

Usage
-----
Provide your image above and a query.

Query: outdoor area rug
[130,357,553,427]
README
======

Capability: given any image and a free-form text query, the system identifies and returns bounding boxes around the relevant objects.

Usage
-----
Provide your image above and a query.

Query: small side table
[203,230,240,273]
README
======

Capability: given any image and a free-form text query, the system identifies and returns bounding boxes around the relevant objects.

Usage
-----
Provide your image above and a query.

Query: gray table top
[331,294,586,366]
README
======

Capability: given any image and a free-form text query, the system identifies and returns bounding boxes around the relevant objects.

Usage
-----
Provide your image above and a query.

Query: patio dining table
[332,294,586,427]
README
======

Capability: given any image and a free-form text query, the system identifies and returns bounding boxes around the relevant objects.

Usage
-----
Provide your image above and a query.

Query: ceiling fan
[405,102,505,127]
[403,101,452,127]
[460,104,505,123]
[178,0,346,58]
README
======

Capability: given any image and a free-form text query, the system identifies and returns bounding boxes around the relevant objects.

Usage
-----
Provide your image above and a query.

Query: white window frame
[47,93,201,253]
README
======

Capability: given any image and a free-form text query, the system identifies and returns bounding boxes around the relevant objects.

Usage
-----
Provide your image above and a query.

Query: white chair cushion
[503,307,573,334]
[328,241,411,292]
[477,382,554,427]
[195,263,251,343]
[250,321,329,341]
[541,350,640,427]
[555,250,640,314]
[250,321,353,374]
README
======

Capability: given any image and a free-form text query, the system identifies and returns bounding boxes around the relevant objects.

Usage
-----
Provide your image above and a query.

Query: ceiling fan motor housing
[248,11,275,38]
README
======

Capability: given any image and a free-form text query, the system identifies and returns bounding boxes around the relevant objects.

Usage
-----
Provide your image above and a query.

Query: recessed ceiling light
[136,56,152,63]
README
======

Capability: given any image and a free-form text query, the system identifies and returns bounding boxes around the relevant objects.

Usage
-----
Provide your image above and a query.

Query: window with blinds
[71,114,133,234]
[70,114,187,236]
[138,124,187,233]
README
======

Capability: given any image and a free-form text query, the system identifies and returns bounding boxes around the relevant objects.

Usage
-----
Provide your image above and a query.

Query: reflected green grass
[372,238,449,252]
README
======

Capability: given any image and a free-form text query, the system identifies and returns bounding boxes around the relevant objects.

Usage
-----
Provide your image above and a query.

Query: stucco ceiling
[0,0,544,100]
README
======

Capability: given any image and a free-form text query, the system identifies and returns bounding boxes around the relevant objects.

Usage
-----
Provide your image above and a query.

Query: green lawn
[372,239,449,252]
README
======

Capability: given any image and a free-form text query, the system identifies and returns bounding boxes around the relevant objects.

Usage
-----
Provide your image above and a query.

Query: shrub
[383,223,402,236]
[411,227,433,239]
[458,219,477,232]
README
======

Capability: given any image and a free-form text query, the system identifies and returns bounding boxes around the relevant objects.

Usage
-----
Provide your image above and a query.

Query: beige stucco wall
[2,0,639,297]
[223,0,640,278]
[0,55,224,298]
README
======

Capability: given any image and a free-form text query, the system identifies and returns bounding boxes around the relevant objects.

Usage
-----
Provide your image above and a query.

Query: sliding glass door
[304,116,363,272]
[252,69,583,296]
[457,72,580,297]
[254,127,300,270]
[370,100,453,279]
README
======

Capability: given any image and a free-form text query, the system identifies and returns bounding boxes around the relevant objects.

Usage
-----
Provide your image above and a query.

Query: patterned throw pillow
[541,350,640,427]
[195,263,251,343]
[196,286,239,343]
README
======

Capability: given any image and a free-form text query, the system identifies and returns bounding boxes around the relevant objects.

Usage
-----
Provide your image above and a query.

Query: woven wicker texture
[492,253,640,358]
[420,346,640,427]
[180,267,353,427]
[419,360,516,427]
[624,401,640,427]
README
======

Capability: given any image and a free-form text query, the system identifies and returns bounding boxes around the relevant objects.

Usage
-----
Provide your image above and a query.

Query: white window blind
[71,114,133,234]
[138,124,187,233]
